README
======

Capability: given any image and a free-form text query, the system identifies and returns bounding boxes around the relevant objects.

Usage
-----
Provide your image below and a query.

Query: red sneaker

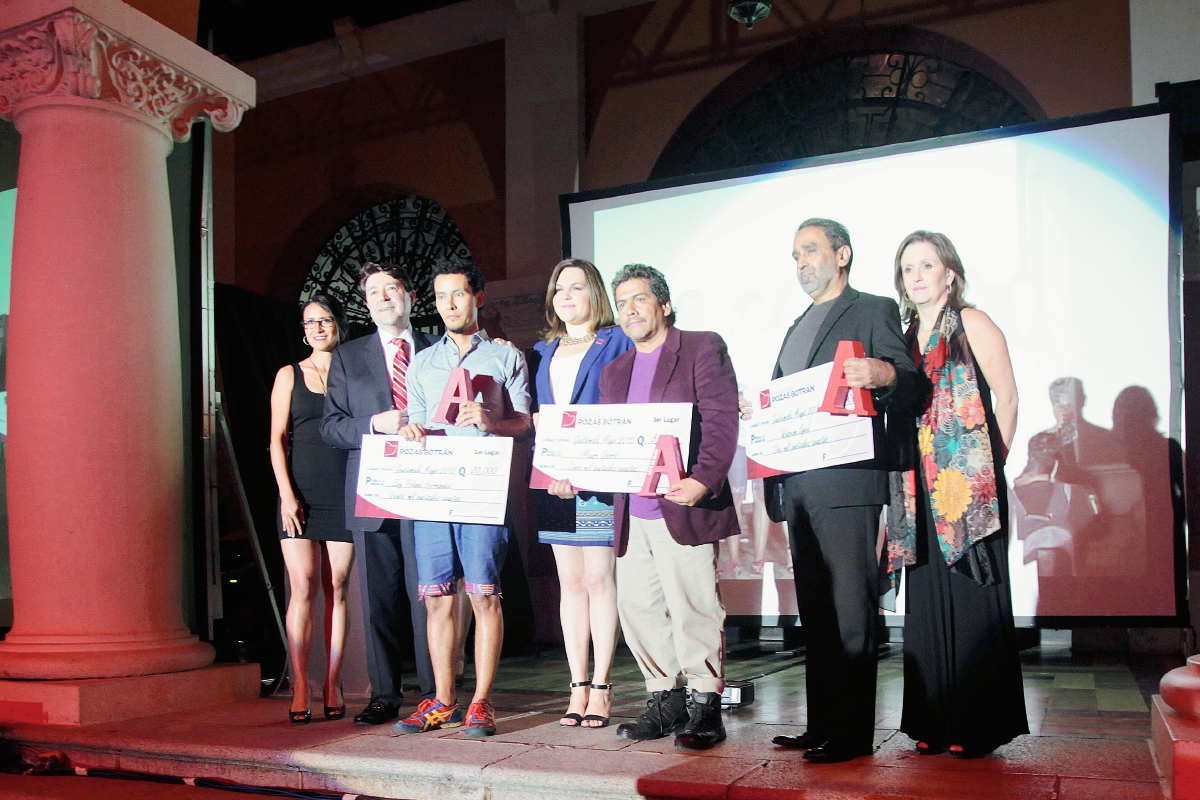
[394,698,463,734]
[464,699,497,738]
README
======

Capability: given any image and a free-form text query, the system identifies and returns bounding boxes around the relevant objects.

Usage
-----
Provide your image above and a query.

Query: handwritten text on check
[745,362,874,479]
[355,435,513,525]
[531,403,694,493]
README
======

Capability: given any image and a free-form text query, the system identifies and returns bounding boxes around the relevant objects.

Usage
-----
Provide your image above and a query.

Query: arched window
[299,194,471,337]
[652,48,1038,180]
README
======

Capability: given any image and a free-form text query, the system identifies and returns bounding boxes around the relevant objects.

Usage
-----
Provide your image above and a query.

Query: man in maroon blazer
[600,263,740,750]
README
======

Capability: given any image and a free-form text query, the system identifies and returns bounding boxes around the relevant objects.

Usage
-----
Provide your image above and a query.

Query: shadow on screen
[1014,379,1179,617]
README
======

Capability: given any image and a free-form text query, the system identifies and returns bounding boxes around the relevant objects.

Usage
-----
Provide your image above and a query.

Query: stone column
[0,1,254,679]
[505,2,583,283]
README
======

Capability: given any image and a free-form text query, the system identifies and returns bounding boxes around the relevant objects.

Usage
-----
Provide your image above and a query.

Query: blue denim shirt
[407,330,531,437]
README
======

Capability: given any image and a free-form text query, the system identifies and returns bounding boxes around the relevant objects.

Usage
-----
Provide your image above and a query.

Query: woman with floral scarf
[887,231,1027,758]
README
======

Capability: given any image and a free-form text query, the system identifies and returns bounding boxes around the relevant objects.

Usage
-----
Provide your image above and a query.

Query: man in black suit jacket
[322,261,437,725]
[747,219,923,763]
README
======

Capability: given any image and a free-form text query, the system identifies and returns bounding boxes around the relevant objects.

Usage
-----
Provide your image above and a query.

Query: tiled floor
[482,633,1170,743]
[0,635,1181,799]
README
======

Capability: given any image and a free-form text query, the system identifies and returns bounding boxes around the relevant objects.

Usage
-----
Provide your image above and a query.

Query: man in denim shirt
[395,257,531,739]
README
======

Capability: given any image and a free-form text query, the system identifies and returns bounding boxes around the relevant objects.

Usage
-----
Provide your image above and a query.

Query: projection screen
[562,108,1183,625]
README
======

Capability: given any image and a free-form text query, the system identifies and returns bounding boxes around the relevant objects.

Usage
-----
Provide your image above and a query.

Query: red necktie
[391,338,409,410]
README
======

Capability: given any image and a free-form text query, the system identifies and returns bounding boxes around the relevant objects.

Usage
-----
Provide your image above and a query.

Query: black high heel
[581,683,612,728]
[324,684,346,720]
[290,708,312,725]
[560,680,591,727]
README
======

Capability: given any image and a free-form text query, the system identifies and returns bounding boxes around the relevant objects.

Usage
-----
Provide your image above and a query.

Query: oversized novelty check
[355,435,513,525]
[530,403,694,493]
[745,362,874,479]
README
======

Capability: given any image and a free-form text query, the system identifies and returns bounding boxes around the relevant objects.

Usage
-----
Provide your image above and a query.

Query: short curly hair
[611,263,675,325]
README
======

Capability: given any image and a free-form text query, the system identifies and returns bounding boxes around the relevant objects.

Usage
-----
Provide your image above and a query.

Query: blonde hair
[541,258,615,343]
[893,230,973,325]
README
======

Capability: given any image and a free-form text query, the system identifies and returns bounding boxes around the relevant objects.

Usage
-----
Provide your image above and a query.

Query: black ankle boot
[616,687,688,741]
[674,690,726,750]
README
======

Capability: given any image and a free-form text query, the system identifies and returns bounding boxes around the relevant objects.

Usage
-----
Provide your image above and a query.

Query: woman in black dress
[269,294,354,724]
[888,231,1028,757]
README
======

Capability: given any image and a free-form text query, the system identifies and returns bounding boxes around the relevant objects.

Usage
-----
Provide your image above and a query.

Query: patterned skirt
[537,494,615,547]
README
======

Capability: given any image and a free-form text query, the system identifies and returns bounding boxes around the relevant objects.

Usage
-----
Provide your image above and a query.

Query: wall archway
[298,193,471,337]
[651,27,1045,180]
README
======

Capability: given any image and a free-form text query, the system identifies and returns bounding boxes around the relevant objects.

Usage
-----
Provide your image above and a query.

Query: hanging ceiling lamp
[727,0,771,29]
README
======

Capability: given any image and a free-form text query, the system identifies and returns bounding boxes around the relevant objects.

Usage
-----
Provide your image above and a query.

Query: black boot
[616,688,688,741]
[674,690,726,750]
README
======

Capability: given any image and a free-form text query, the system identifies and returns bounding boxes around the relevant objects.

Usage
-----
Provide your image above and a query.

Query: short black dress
[276,363,352,543]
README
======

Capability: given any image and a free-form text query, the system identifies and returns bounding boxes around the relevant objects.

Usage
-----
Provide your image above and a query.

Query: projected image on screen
[565,112,1178,622]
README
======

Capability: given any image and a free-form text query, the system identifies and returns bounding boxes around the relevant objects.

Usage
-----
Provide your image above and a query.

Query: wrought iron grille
[299,195,470,335]
[652,51,1034,180]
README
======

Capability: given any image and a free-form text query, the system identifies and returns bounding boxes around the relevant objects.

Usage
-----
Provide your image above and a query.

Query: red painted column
[0,3,253,679]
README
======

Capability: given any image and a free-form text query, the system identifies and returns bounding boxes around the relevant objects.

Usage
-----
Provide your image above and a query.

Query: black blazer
[764,286,926,518]
[321,328,438,531]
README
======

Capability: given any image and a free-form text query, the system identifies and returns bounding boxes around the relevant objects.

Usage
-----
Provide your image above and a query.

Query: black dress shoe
[772,731,823,750]
[802,741,872,763]
[616,688,688,742]
[354,701,399,726]
[675,690,726,751]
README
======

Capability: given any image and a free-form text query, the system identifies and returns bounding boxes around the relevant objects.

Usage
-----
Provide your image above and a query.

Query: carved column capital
[0,10,249,141]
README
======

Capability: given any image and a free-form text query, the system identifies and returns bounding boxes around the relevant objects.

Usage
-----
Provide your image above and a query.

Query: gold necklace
[305,358,328,393]
[559,331,596,346]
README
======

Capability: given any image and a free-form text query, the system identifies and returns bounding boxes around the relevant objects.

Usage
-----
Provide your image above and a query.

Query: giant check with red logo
[355,435,514,524]
[530,403,693,493]
[745,362,874,479]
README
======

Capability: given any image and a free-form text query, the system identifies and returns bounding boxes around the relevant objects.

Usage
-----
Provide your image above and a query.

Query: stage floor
[0,636,1177,799]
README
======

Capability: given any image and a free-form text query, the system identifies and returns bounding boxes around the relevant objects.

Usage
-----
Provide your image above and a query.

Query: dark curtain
[213,283,305,673]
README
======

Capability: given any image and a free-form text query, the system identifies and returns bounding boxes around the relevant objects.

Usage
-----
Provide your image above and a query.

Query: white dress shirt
[370,326,416,432]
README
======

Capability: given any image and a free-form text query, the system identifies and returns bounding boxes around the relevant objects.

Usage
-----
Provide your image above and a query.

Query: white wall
[1130,0,1200,105]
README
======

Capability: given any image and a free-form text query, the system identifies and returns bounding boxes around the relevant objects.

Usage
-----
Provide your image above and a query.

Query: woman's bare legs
[552,544,591,723]
[322,541,354,708]
[281,538,322,714]
[581,545,617,726]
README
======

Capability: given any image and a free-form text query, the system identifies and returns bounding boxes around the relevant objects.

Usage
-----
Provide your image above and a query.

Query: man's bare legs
[452,581,473,683]
[425,595,458,706]
[469,594,504,704]
[427,591,503,706]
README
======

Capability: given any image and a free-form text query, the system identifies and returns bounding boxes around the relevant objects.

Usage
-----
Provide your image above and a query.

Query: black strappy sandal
[560,680,591,727]
[290,708,312,725]
[581,683,612,728]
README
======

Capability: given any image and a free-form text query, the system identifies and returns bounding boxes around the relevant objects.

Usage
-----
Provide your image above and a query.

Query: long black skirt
[900,511,1029,753]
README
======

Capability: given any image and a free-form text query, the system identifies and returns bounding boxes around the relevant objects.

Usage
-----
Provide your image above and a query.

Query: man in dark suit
[321,261,438,725]
[597,263,740,750]
[750,219,923,763]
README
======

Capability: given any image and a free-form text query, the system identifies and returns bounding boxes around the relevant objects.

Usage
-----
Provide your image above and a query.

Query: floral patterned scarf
[887,306,1001,576]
